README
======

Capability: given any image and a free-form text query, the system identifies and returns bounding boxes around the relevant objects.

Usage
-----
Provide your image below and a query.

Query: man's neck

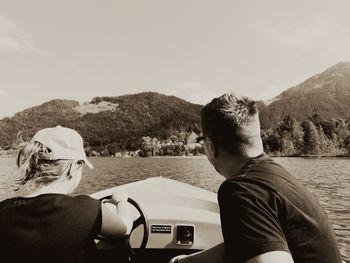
[218,150,265,180]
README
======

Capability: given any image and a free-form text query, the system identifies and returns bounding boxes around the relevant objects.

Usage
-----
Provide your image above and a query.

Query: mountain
[0,92,202,150]
[258,62,350,128]
[1,62,350,152]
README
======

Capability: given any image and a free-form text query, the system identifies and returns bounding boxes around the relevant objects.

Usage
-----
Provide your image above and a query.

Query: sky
[1,0,350,118]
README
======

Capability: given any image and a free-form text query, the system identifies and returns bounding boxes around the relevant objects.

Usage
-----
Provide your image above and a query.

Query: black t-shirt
[0,194,102,263]
[218,154,342,263]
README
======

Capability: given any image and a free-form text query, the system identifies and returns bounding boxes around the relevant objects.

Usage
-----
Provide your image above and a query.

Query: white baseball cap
[31,126,93,169]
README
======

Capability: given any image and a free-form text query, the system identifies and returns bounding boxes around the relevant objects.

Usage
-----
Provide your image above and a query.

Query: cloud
[323,35,350,61]
[0,15,48,53]
[246,85,288,101]
[250,18,332,50]
[0,88,9,97]
[167,81,221,105]
[285,19,331,50]
[250,17,350,61]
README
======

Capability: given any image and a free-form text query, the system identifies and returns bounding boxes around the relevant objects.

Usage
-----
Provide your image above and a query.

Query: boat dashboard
[90,177,223,262]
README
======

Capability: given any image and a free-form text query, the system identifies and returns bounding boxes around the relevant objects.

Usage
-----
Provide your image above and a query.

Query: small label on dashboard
[151,224,172,234]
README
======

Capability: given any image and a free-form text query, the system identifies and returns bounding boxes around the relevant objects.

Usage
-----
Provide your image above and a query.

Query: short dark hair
[200,93,258,156]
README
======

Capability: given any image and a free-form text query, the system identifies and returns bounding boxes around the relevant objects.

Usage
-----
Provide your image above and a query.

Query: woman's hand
[111,189,128,204]
[111,189,133,235]
[100,189,133,236]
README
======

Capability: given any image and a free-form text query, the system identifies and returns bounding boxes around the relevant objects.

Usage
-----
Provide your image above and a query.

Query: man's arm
[169,243,226,263]
[170,245,294,263]
[245,251,294,263]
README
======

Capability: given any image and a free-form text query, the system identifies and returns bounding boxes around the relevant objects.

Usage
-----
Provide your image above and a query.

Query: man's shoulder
[218,165,283,196]
[243,155,299,189]
[218,177,274,204]
[242,154,290,175]
[218,178,245,195]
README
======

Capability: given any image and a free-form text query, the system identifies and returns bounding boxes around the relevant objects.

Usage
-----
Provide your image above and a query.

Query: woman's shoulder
[0,194,99,210]
[0,193,101,227]
[43,194,101,209]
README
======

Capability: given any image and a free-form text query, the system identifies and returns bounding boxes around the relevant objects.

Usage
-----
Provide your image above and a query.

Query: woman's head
[16,126,92,194]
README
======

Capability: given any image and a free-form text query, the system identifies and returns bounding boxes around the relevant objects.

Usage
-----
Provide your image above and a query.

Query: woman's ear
[206,136,218,158]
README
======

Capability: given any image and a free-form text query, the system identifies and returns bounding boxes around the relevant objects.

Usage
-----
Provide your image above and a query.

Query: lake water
[0,156,349,261]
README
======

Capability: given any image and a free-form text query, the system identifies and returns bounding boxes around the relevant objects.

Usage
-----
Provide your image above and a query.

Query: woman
[0,126,133,263]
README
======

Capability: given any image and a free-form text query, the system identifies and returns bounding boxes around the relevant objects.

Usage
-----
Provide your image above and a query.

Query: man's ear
[206,137,218,158]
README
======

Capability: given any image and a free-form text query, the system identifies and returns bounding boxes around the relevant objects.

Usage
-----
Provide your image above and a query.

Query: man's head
[200,93,264,175]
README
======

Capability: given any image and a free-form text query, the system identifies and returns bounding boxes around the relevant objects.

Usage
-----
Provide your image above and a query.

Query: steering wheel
[99,196,149,250]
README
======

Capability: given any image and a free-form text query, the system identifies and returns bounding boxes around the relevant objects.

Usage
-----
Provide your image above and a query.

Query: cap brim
[84,158,94,169]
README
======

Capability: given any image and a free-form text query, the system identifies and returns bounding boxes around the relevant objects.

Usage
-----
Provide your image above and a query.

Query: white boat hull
[91,177,223,250]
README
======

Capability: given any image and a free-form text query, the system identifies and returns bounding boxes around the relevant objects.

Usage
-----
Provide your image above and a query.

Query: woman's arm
[99,189,133,237]
[113,190,133,234]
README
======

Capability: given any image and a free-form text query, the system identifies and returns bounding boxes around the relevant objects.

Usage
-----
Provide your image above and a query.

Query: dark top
[0,194,102,263]
[218,154,342,263]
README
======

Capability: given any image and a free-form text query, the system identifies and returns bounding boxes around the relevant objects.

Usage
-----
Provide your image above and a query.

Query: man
[170,93,342,263]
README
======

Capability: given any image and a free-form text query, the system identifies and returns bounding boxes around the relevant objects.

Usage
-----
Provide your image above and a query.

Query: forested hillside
[258,62,350,156]
[1,62,350,157]
[0,92,201,155]
[259,62,350,128]
[261,115,350,156]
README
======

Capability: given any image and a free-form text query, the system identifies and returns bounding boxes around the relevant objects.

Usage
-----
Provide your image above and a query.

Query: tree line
[261,115,350,156]
[1,95,349,157]
[84,114,350,158]
[84,133,204,157]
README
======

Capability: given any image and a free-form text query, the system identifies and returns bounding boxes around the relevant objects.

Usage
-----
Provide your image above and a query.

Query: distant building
[90,150,100,157]
[186,131,199,150]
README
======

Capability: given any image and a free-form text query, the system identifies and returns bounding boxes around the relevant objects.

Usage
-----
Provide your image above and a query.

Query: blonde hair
[16,141,83,191]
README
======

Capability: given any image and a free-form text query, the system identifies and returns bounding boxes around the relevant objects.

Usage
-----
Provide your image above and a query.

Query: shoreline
[1,152,349,159]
